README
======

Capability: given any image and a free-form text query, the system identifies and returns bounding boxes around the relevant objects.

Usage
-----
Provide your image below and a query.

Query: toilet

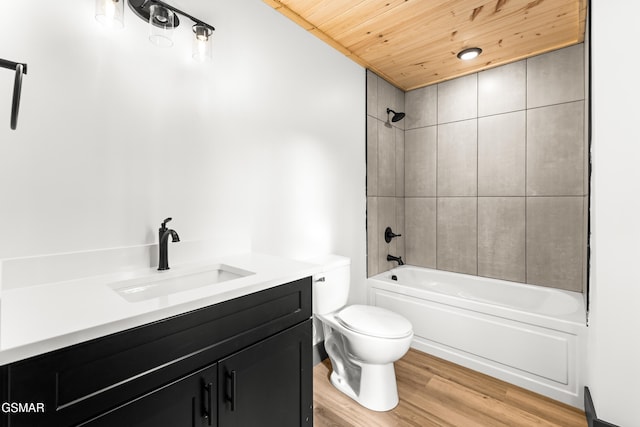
[311,255,413,411]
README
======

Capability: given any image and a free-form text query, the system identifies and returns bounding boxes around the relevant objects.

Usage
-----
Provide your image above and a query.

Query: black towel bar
[1,58,28,130]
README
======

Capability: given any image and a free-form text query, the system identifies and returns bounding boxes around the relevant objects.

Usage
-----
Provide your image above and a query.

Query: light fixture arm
[153,0,214,31]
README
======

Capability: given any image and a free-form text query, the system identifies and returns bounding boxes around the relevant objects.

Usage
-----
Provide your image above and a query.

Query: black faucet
[158,217,180,271]
[384,227,402,243]
[387,254,404,266]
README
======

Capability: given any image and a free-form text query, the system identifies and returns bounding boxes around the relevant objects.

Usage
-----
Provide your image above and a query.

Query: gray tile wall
[367,44,588,292]
[367,71,405,276]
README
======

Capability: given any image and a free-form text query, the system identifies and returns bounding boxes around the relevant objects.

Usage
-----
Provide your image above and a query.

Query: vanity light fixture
[148,3,176,47]
[95,0,215,61]
[95,0,125,29]
[192,24,213,62]
[457,47,482,60]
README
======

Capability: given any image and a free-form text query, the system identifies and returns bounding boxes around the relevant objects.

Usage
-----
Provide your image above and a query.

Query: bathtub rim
[368,265,587,333]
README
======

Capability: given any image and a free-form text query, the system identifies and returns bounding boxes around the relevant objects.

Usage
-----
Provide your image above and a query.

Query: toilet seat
[336,305,413,339]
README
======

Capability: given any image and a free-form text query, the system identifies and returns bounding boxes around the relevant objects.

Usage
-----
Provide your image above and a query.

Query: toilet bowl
[311,255,413,411]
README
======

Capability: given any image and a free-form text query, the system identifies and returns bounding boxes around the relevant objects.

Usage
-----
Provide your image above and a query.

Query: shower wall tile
[366,74,406,276]
[377,77,405,129]
[527,101,585,196]
[478,60,526,117]
[437,74,477,124]
[527,44,585,109]
[394,89,406,131]
[405,126,437,197]
[437,120,477,196]
[478,111,526,196]
[376,77,395,121]
[378,197,400,271]
[582,44,590,199]
[526,197,585,291]
[405,197,436,268]
[395,128,405,197]
[478,197,526,282]
[366,202,404,273]
[366,116,378,196]
[405,85,437,129]
[437,197,477,275]
[367,197,379,277]
[377,120,396,196]
[396,89,406,130]
[395,196,406,260]
[368,45,587,289]
[366,70,378,117]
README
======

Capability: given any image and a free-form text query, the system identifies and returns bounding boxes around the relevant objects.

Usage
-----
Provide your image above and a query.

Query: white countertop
[0,253,321,365]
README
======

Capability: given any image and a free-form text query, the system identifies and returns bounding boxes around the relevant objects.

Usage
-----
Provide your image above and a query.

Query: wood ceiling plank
[333,0,462,50]
[277,0,329,16]
[263,0,587,91]
[395,38,581,90]
[577,0,588,42]
[341,0,552,51]
[346,0,576,58]
[266,0,315,31]
[368,16,583,89]
[379,29,581,89]
[317,0,413,38]
[357,4,579,66]
[302,0,371,27]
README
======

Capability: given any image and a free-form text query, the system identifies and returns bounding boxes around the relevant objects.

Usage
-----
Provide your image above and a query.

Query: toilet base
[330,361,399,412]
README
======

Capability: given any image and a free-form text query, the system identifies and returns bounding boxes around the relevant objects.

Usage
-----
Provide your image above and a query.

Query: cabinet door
[81,363,218,427]
[218,320,312,427]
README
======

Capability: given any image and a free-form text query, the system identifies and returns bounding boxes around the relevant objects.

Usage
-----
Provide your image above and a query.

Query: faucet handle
[161,217,173,229]
[384,227,402,243]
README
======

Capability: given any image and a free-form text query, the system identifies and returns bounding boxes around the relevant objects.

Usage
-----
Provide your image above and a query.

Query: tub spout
[387,254,404,266]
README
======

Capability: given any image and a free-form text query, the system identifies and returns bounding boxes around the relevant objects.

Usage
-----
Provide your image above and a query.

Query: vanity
[0,252,317,427]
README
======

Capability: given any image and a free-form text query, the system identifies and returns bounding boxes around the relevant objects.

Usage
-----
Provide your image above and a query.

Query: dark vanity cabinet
[82,362,219,427]
[2,277,313,427]
[217,321,312,427]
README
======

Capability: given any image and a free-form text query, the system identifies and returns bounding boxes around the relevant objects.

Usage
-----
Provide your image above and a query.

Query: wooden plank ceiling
[264,0,587,91]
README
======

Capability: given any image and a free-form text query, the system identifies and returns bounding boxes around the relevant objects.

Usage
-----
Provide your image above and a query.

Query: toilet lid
[336,305,413,338]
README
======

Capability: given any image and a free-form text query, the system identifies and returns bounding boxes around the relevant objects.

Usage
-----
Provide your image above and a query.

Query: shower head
[386,108,405,123]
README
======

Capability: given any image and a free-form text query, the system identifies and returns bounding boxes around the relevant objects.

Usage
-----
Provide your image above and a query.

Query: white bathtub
[368,266,587,408]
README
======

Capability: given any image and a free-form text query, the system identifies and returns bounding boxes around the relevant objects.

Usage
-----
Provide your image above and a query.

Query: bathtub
[367,266,587,408]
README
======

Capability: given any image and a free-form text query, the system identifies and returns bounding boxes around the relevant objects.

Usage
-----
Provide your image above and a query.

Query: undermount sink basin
[110,264,255,303]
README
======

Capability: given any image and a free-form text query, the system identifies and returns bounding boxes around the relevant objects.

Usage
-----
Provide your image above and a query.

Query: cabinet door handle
[226,370,237,412]
[203,381,213,426]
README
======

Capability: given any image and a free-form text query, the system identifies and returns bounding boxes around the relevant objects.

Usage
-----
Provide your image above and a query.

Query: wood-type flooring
[313,348,587,427]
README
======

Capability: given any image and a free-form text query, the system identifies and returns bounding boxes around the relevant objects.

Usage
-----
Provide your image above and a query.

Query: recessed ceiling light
[457,47,482,60]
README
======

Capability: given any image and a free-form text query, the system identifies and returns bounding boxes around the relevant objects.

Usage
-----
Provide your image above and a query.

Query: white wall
[0,1,367,302]
[589,1,640,425]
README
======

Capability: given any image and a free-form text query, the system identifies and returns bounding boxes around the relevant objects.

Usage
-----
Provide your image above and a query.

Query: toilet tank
[309,255,351,315]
